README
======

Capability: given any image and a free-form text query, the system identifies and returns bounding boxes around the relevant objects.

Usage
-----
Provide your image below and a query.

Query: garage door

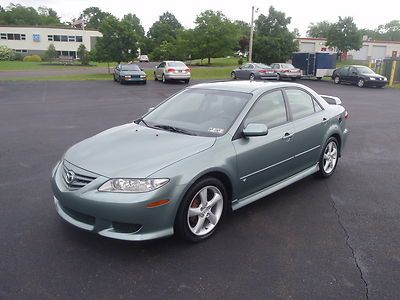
[372,45,387,59]
[300,42,316,52]
[351,46,368,60]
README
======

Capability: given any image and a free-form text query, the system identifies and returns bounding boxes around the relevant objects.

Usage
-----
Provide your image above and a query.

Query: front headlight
[124,75,131,79]
[369,77,376,80]
[383,77,387,81]
[140,75,146,78]
[98,178,169,193]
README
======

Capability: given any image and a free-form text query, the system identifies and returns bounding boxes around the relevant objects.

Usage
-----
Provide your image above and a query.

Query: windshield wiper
[135,118,151,128]
[153,124,197,136]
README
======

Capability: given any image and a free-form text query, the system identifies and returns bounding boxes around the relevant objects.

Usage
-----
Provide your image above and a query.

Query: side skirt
[232,163,319,211]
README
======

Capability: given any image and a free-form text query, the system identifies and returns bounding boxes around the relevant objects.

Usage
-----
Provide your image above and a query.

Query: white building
[296,37,400,61]
[0,25,102,58]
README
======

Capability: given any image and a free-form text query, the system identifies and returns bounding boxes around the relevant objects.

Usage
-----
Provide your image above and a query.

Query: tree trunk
[107,62,110,74]
[208,57,211,64]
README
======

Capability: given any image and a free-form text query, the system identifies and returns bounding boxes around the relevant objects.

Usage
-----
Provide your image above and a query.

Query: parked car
[154,61,191,83]
[113,63,147,84]
[138,55,149,62]
[51,81,349,242]
[270,63,302,81]
[231,63,277,80]
[332,65,387,88]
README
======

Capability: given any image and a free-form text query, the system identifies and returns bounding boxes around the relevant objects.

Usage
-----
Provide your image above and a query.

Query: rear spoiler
[320,95,342,105]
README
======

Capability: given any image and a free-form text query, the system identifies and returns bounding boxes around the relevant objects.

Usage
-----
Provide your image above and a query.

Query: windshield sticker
[208,128,224,134]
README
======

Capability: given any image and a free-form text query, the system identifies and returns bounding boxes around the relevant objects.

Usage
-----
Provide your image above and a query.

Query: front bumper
[365,79,387,87]
[51,161,182,241]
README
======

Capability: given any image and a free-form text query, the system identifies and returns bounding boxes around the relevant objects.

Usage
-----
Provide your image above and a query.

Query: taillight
[259,69,267,73]
[345,111,349,119]
[185,68,190,72]
[167,68,175,73]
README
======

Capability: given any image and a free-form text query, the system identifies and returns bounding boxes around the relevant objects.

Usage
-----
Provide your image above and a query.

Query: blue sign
[33,34,40,42]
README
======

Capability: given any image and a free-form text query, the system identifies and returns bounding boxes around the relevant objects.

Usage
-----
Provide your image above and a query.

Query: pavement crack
[326,183,369,300]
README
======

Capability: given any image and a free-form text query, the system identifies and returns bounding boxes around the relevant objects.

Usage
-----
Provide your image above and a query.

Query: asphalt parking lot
[0,79,399,299]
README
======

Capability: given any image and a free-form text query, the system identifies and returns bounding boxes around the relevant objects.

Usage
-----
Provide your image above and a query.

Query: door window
[244,90,288,128]
[340,67,349,76]
[285,89,316,120]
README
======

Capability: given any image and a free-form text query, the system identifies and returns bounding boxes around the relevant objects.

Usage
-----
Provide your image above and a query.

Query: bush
[0,45,15,61]
[23,55,42,62]
[238,57,244,65]
[14,53,24,61]
[45,43,58,62]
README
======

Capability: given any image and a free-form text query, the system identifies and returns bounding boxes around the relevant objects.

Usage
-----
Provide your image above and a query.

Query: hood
[362,73,385,79]
[64,123,215,178]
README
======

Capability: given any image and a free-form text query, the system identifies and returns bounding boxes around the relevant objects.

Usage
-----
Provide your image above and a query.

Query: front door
[233,89,294,199]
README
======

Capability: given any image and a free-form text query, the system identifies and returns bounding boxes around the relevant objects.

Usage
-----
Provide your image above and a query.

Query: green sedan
[51,81,349,242]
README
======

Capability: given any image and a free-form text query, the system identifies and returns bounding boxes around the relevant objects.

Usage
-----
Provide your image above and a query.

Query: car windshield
[254,63,270,69]
[356,67,375,74]
[281,63,295,69]
[168,61,186,67]
[142,88,252,137]
[121,65,140,71]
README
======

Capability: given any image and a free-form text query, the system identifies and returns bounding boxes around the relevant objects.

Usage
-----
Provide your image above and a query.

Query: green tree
[233,20,250,52]
[0,45,15,61]
[38,7,62,25]
[83,7,112,29]
[253,6,297,64]
[147,12,183,45]
[0,4,41,25]
[94,16,140,65]
[193,10,237,64]
[45,43,58,62]
[307,21,332,38]
[378,20,400,41]
[326,17,362,58]
[77,44,90,65]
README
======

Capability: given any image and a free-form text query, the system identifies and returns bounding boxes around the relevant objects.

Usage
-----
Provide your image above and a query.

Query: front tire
[175,177,227,242]
[357,79,365,88]
[318,137,339,178]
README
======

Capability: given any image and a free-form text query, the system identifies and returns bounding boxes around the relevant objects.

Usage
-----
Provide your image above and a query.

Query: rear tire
[154,72,158,81]
[174,177,227,242]
[317,137,339,178]
[113,74,117,82]
[277,73,281,81]
[334,76,341,84]
[162,74,167,83]
[184,79,190,84]
[231,72,236,80]
[249,73,255,81]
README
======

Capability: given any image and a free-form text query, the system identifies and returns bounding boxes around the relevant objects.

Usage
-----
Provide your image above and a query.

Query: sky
[2,0,400,35]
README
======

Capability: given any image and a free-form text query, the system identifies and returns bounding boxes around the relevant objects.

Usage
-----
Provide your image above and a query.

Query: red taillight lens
[259,69,267,73]
[167,68,175,73]
[345,111,349,119]
[185,68,190,72]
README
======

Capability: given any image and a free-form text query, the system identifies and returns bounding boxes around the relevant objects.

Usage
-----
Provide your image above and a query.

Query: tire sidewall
[174,177,227,242]
[318,137,339,178]
[358,79,365,88]
[334,76,340,84]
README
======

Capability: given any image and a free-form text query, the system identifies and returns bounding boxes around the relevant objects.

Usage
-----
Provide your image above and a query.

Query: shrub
[77,44,90,65]
[238,57,244,65]
[0,45,15,61]
[23,55,42,62]
[45,43,58,62]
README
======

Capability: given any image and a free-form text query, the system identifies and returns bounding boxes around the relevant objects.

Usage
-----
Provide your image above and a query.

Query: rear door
[233,89,294,199]
[283,88,327,174]
[340,66,350,82]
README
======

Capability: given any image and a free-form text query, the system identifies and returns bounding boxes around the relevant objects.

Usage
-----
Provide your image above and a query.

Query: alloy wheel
[187,186,224,236]
[323,141,338,174]
[358,79,365,88]
[334,76,340,84]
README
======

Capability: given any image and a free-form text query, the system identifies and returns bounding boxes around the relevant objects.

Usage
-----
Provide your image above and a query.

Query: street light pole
[249,6,255,63]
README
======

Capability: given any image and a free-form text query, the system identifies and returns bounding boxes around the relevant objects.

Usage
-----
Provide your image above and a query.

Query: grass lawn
[0,60,113,71]
[2,67,233,81]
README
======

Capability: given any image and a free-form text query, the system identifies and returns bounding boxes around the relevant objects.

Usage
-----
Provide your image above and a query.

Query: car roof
[188,81,302,93]
[340,65,369,68]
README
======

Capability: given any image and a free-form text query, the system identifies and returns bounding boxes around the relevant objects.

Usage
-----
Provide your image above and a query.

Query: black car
[113,63,147,84]
[332,65,387,88]
[231,63,277,80]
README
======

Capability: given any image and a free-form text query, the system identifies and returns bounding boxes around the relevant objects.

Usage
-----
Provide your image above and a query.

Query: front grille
[62,161,97,190]
[62,205,96,225]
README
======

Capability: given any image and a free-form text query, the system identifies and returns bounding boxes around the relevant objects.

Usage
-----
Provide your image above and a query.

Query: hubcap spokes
[187,186,223,236]
[323,141,338,174]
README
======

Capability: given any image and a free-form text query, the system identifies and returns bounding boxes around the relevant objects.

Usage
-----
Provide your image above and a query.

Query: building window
[7,33,14,40]
[69,51,76,58]
[21,34,26,40]
[54,35,61,41]
[68,36,75,42]
[14,34,21,40]
[1,33,6,40]
[76,36,82,42]
[61,35,68,42]
[14,49,28,53]
[1,33,26,40]
[48,35,53,41]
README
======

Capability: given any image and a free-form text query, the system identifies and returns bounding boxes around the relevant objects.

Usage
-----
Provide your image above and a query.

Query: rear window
[168,61,186,67]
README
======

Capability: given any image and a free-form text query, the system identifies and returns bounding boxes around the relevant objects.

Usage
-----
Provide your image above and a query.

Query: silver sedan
[154,61,191,83]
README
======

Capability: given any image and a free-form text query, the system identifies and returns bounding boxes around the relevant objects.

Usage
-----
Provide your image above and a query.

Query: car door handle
[321,118,329,124]
[282,132,293,140]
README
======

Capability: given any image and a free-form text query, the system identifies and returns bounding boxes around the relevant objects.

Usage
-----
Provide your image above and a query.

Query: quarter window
[285,89,316,120]
[245,90,288,128]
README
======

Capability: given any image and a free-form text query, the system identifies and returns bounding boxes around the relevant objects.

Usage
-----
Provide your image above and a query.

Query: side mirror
[243,123,268,137]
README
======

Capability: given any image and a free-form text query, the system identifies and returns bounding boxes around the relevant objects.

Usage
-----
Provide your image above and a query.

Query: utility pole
[248,6,257,63]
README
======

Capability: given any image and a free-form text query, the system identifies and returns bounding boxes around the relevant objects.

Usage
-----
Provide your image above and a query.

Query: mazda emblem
[65,170,75,184]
